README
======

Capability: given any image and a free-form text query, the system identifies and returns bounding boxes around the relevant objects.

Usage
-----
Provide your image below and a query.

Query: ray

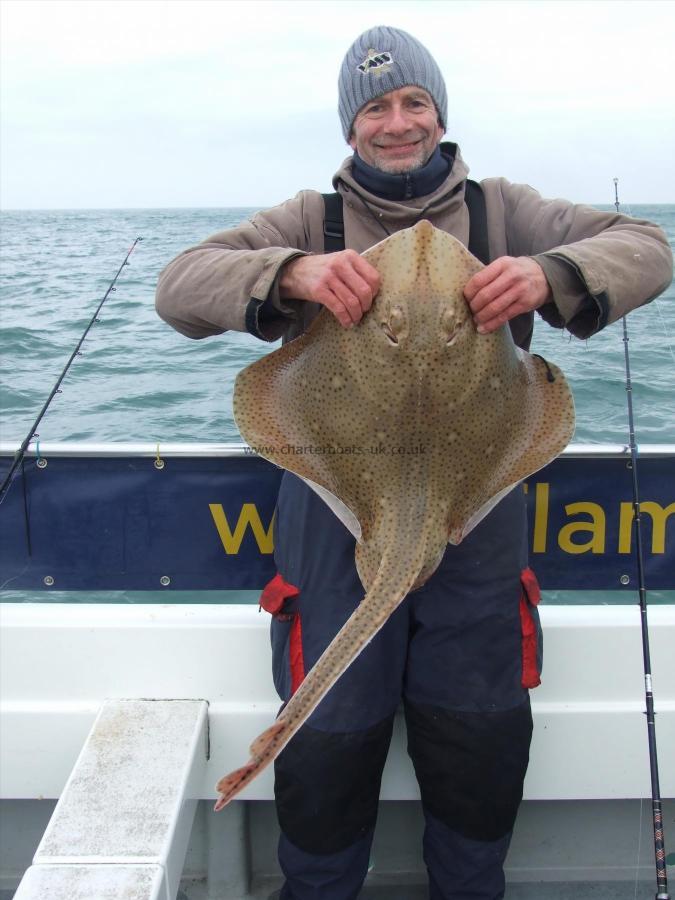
[214,220,575,810]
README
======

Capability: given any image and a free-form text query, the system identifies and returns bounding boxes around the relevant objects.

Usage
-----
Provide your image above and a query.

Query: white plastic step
[13,864,164,899]
[14,699,208,900]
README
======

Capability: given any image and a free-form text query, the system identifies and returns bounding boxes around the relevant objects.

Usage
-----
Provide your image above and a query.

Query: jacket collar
[351,144,454,201]
[333,142,470,226]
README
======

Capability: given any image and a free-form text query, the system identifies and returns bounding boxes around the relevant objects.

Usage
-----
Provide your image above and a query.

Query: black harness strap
[322,192,346,254]
[321,180,490,263]
[464,179,490,265]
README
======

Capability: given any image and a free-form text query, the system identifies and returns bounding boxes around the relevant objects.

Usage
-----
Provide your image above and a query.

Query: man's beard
[371,143,430,175]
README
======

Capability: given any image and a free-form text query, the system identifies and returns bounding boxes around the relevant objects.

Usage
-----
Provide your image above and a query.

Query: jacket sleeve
[155,191,325,342]
[493,178,673,338]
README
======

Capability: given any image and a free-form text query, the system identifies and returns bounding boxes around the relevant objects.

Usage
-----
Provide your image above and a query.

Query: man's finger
[470,274,521,320]
[325,275,368,324]
[463,258,510,301]
[334,256,380,313]
[476,310,512,334]
[316,286,359,328]
[351,255,381,295]
[332,266,375,315]
[474,287,524,333]
[325,255,381,326]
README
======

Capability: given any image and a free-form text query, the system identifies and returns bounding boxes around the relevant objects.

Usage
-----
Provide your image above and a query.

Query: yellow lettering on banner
[618,501,634,554]
[558,502,606,554]
[533,482,550,553]
[523,483,671,558]
[642,501,675,553]
[619,501,675,554]
[209,503,275,554]
[523,481,549,553]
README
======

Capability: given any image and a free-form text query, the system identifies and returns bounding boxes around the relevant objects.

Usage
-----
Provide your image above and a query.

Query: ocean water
[0,204,673,604]
[1,205,674,445]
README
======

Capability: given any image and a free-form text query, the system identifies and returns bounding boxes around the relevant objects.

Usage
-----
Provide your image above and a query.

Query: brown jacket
[156,145,672,348]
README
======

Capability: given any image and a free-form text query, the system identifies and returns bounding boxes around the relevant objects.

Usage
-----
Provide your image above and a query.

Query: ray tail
[214,542,425,809]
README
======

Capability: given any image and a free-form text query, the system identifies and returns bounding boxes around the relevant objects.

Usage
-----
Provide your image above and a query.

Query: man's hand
[464,256,552,334]
[279,251,381,328]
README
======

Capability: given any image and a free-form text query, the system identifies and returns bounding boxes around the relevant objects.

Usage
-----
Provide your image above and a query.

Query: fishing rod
[0,237,143,506]
[614,177,670,900]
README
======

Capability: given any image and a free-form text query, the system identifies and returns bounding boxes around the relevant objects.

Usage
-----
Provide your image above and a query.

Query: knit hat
[338,26,447,140]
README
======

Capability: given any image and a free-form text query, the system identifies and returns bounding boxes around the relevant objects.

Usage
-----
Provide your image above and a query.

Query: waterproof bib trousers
[262,472,542,900]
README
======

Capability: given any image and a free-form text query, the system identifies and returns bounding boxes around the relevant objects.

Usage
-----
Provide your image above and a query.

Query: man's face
[348,86,445,175]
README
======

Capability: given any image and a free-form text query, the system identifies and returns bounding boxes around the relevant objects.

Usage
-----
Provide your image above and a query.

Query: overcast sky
[1,0,674,208]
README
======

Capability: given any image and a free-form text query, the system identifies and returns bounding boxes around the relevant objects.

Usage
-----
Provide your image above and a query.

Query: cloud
[2,0,674,207]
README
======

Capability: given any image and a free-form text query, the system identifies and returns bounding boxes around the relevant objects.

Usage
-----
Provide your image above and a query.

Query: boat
[0,441,673,899]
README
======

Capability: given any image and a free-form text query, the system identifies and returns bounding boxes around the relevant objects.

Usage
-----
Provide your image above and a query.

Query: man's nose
[383,104,413,133]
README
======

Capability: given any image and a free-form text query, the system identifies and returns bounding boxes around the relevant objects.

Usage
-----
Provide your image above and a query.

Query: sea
[0,204,673,605]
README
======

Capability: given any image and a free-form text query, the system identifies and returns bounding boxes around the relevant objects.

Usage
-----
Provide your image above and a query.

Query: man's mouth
[377,141,422,154]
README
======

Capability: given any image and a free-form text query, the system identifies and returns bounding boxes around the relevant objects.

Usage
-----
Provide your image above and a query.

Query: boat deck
[176,878,659,899]
[0,874,663,899]
[0,881,663,899]
[1,601,673,898]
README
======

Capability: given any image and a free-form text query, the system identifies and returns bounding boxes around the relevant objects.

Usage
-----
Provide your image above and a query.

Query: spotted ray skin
[214,221,575,809]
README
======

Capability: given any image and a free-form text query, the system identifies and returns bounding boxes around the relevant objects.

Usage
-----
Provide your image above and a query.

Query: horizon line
[2,201,674,213]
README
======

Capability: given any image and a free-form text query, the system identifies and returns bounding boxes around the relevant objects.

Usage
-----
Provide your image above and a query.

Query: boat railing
[1,441,673,593]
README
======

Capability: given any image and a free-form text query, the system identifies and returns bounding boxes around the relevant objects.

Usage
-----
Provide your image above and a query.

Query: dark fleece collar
[351,143,455,201]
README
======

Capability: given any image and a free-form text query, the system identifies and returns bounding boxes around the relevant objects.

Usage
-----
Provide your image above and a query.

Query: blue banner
[0,451,672,592]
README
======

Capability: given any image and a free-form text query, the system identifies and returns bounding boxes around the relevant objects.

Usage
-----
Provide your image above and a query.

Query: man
[156,26,672,900]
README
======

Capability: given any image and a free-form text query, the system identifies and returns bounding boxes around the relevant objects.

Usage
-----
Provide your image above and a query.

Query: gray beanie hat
[338,26,447,140]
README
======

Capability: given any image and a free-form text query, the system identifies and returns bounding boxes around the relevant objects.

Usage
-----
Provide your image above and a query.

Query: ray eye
[445,321,463,345]
[381,324,399,345]
[442,310,462,345]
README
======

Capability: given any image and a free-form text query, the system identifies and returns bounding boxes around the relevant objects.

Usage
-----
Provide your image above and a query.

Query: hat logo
[357,48,393,75]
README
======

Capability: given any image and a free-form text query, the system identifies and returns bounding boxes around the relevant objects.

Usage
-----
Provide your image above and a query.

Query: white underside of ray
[309,473,520,548]
[452,481,519,544]
[301,475,363,541]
